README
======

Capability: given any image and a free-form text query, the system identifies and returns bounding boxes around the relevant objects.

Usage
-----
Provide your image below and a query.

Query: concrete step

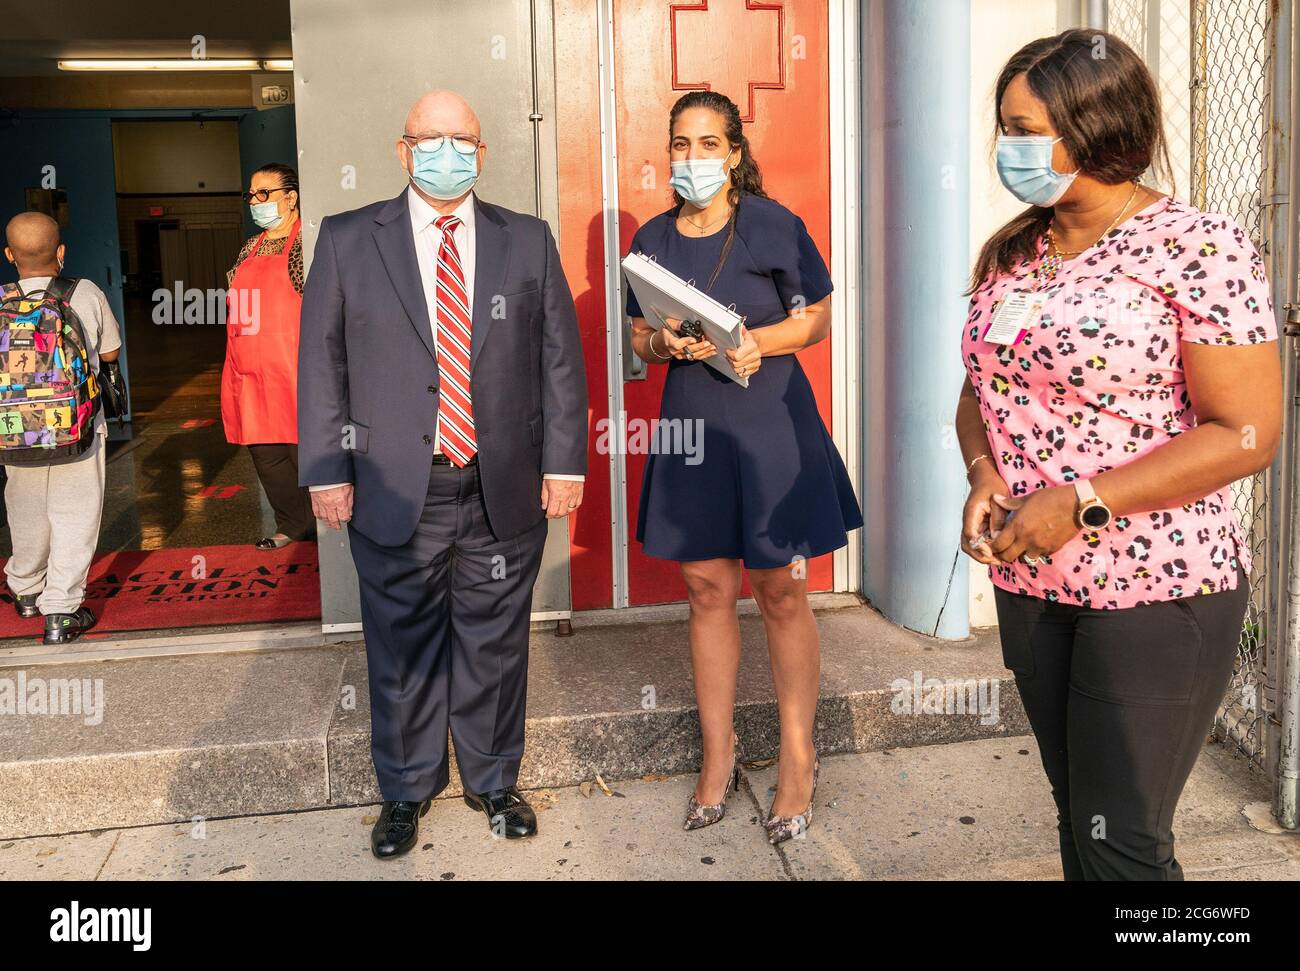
[0,601,1027,839]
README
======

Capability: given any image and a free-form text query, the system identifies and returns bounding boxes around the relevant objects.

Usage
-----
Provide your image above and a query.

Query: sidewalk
[4,735,1297,881]
[0,603,1025,838]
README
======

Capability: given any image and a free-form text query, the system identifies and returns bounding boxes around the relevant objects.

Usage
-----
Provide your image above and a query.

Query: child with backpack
[2,212,121,644]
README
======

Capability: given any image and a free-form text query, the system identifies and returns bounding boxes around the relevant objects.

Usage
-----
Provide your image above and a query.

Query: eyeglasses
[242,186,295,203]
[401,133,482,156]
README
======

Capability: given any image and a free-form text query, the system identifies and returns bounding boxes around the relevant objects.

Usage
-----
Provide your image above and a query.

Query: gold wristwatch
[1074,479,1112,529]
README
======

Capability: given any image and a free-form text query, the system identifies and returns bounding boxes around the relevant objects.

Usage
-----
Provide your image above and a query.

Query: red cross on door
[670,0,785,123]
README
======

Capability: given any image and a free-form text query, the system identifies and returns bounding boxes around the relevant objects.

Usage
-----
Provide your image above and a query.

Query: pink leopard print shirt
[963,195,1277,609]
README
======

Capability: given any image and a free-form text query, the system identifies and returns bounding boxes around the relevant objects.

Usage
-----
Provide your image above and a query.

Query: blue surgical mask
[250,200,284,229]
[996,135,1078,207]
[670,154,734,208]
[410,141,480,200]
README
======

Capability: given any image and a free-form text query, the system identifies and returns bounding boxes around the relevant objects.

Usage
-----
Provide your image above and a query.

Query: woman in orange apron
[222,163,314,551]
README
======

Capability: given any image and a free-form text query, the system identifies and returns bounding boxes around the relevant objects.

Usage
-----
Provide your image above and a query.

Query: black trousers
[348,460,548,801]
[247,443,315,541]
[993,568,1249,881]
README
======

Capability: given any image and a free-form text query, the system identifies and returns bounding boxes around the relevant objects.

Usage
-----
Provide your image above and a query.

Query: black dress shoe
[12,593,39,619]
[463,786,537,839]
[43,606,96,644]
[370,799,431,859]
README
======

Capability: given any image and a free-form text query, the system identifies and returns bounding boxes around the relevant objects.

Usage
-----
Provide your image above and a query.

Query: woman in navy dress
[626,91,862,844]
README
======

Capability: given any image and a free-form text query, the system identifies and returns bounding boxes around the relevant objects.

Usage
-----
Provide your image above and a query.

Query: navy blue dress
[625,194,863,569]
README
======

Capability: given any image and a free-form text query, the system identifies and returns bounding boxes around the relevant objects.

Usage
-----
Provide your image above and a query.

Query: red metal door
[556,0,834,609]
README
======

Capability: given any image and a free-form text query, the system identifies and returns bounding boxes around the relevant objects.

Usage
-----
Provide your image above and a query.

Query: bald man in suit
[299,91,587,859]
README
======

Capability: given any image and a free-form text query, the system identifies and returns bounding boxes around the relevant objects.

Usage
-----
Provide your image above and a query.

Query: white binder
[621,250,748,388]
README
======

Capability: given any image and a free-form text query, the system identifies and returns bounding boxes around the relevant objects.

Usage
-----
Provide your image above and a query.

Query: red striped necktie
[432,214,477,467]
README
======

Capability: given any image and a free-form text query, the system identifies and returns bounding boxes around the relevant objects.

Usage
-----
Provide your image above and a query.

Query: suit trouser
[348,460,548,802]
[4,431,106,615]
[993,568,1249,881]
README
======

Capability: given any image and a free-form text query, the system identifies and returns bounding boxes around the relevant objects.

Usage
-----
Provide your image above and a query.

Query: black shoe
[12,593,39,619]
[463,786,537,839]
[254,534,292,551]
[43,607,96,644]
[370,799,431,859]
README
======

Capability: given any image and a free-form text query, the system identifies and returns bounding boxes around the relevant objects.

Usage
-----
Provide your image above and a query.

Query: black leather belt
[432,453,477,466]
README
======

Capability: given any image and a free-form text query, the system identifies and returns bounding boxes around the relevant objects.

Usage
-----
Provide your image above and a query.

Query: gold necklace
[1041,182,1141,280]
[682,206,732,236]
[1048,182,1141,258]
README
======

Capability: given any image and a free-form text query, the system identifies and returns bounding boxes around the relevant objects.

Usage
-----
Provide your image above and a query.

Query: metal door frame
[594,0,863,611]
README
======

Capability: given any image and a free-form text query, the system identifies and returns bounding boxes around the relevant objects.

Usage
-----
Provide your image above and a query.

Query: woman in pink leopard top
[956,30,1282,881]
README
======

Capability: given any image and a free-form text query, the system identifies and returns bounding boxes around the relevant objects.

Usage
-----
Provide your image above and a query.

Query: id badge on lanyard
[982,290,1046,347]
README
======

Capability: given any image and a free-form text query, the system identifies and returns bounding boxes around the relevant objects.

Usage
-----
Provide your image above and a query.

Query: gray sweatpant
[4,431,106,615]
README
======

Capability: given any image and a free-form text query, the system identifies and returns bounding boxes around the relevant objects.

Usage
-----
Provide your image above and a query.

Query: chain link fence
[1109,0,1280,771]
[1188,0,1277,771]
[1108,0,1151,54]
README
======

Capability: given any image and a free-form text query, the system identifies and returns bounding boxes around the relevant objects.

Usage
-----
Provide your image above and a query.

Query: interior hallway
[0,294,281,557]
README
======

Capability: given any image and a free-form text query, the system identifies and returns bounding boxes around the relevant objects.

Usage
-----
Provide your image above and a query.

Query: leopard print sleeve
[289,232,305,295]
[1125,208,1277,347]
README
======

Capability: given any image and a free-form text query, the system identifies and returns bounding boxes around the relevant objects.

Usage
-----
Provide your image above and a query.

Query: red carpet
[0,542,321,641]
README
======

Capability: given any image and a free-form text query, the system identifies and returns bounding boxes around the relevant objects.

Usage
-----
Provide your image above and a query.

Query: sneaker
[12,592,40,619]
[43,606,97,645]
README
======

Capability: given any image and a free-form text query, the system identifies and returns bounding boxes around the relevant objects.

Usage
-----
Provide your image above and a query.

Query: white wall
[966,0,1063,627]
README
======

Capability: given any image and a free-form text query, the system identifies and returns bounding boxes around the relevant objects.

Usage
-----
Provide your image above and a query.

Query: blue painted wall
[239,106,299,236]
[0,112,123,323]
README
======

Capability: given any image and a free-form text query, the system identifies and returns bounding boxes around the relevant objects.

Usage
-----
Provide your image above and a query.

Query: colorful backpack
[0,277,100,465]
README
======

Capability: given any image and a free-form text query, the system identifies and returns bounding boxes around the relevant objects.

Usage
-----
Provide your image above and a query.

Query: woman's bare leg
[680,558,743,802]
[748,564,819,816]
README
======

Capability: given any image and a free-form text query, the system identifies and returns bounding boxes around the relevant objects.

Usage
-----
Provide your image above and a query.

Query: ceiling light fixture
[57,59,292,72]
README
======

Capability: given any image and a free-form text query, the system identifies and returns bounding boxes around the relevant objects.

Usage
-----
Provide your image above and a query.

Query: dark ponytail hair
[668,91,769,290]
[254,161,300,210]
[969,28,1172,293]
[668,90,768,208]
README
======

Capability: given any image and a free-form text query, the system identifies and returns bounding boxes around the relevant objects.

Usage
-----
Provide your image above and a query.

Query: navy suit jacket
[297,191,588,546]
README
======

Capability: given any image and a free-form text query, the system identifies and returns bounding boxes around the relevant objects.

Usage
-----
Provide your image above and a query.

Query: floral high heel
[683,733,741,831]
[763,753,820,845]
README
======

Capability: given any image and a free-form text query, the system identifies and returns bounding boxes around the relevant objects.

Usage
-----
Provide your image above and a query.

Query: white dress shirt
[310,185,582,490]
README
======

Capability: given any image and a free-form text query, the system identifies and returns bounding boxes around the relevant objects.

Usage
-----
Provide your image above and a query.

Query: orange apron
[221,219,301,445]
